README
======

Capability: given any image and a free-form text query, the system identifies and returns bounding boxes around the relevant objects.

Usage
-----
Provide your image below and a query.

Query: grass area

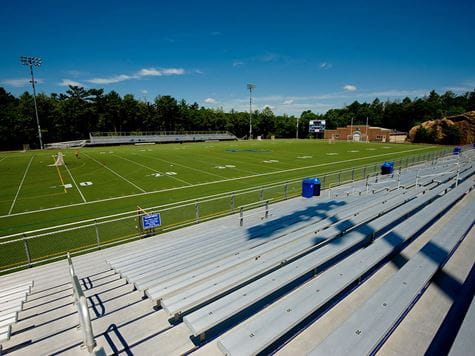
[0,139,446,271]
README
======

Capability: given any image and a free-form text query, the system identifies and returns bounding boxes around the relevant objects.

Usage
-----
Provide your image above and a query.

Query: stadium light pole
[20,56,43,149]
[247,83,255,139]
[296,117,299,139]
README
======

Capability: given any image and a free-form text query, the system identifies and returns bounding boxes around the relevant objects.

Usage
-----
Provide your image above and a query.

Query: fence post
[284,183,288,199]
[94,220,101,249]
[195,203,199,223]
[351,168,355,181]
[322,176,326,189]
[240,207,244,226]
[231,193,235,210]
[362,167,366,181]
[338,172,341,185]
[265,200,269,219]
[23,234,31,267]
[260,189,264,201]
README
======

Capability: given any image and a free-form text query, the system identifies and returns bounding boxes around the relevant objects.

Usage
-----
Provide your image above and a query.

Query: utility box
[381,161,394,175]
[302,178,321,198]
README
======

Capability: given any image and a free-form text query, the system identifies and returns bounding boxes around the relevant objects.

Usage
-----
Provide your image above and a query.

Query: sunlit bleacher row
[0,150,473,355]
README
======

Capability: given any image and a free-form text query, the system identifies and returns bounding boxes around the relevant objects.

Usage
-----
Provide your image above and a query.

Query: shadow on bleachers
[246,200,346,240]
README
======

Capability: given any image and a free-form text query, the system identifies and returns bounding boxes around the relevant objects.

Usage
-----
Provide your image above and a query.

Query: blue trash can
[302,178,321,198]
[380,161,394,175]
[453,146,462,155]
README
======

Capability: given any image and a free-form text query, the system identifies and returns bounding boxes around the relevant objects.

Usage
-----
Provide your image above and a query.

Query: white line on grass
[113,154,192,186]
[0,157,7,164]
[63,163,87,203]
[137,153,229,180]
[0,146,436,219]
[83,153,146,193]
[8,155,34,215]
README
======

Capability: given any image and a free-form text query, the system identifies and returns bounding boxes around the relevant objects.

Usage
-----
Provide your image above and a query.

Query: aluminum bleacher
[309,200,475,356]
[0,151,473,355]
[88,131,237,146]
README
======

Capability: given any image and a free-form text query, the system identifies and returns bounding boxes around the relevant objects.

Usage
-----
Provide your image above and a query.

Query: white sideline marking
[0,146,436,219]
[138,153,227,180]
[8,156,34,214]
[114,154,192,186]
[83,153,146,193]
[63,163,87,203]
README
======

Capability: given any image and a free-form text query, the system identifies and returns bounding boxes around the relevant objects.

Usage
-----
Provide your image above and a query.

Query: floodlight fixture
[20,56,43,149]
[247,84,256,139]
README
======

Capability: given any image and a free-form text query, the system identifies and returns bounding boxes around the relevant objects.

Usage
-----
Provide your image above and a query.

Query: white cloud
[343,84,357,92]
[59,79,83,87]
[86,67,185,85]
[258,53,280,62]
[320,62,333,69]
[204,97,217,104]
[141,89,148,94]
[283,99,294,105]
[87,74,137,84]
[233,61,244,67]
[365,89,428,97]
[138,68,185,76]
[0,78,43,87]
[263,104,275,110]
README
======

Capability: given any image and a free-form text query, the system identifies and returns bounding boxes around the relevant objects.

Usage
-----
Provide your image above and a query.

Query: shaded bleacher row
[0,151,473,355]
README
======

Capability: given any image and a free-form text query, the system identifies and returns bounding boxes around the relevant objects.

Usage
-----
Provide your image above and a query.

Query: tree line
[0,86,474,150]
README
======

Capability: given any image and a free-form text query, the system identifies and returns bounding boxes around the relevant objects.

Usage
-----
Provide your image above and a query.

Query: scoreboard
[309,120,326,133]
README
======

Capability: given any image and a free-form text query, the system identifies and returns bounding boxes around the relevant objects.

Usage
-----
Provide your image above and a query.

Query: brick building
[324,125,392,142]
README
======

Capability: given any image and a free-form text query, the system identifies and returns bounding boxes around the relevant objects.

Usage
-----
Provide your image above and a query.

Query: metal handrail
[67,253,99,354]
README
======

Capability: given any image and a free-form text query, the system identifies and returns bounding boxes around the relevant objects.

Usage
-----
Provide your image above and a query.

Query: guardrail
[67,253,103,355]
[0,148,460,274]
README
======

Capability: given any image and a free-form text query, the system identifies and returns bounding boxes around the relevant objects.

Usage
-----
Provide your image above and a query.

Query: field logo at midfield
[226,149,272,153]
[79,181,93,186]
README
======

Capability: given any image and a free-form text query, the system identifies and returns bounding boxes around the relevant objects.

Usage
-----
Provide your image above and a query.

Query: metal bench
[216,180,473,355]
[310,199,475,356]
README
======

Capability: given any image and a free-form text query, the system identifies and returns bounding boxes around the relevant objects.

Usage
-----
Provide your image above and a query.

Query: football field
[0,139,443,235]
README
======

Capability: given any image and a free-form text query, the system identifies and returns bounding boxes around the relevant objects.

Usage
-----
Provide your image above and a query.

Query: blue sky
[1,0,474,115]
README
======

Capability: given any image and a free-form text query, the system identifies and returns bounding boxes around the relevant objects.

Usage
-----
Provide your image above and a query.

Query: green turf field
[0,139,446,271]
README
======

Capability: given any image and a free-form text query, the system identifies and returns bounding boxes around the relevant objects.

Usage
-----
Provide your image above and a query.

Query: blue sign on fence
[142,213,161,229]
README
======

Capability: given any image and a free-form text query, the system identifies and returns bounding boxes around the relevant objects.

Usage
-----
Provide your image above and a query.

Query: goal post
[52,152,65,166]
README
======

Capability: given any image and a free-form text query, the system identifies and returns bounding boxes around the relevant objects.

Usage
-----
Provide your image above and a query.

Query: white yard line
[0,146,436,219]
[137,153,229,180]
[113,154,192,186]
[0,157,7,164]
[63,163,87,203]
[83,153,146,193]
[8,156,34,215]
